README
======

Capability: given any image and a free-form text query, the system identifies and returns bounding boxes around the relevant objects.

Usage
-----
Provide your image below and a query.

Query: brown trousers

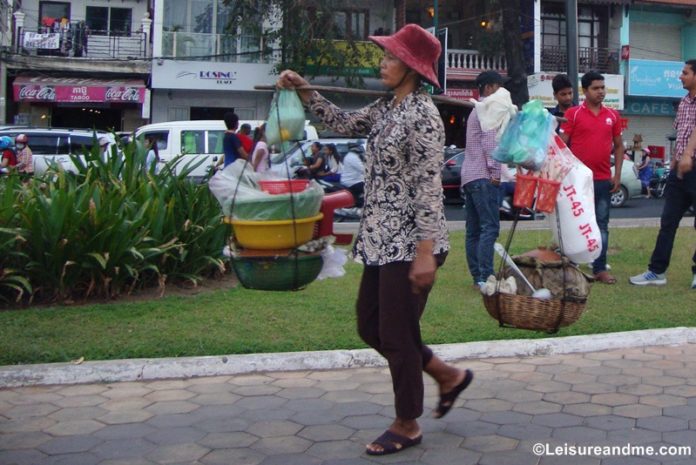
[356,254,446,420]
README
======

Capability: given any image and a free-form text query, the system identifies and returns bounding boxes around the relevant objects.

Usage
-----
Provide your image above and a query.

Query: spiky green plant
[1,136,228,305]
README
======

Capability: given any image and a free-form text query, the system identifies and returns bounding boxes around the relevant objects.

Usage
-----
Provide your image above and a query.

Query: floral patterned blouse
[308,89,449,266]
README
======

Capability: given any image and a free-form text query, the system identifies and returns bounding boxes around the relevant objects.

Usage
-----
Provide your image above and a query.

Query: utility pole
[565,0,579,105]
[0,0,10,124]
[433,0,438,31]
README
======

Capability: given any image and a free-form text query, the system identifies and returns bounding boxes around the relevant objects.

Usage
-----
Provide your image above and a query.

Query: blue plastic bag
[492,99,556,171]
[266,90,306,147]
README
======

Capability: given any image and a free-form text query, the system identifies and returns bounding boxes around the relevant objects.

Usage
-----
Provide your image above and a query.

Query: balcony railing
[541,46,619,74]
[446,49,508,80]
[17,27,148,59]
[161,31,272,63]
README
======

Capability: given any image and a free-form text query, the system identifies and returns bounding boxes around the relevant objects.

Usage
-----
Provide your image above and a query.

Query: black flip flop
[365,430,423,456]
[433,368,474,419]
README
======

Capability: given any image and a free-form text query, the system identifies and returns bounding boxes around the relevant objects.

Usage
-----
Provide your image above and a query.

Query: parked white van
[134,120,319,179]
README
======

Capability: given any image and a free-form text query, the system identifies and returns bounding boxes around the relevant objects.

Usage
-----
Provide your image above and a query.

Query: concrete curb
[1,327,694,388]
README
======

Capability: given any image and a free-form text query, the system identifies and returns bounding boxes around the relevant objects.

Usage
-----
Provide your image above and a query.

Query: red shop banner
[13,76,146,104]
[445,88,480,101]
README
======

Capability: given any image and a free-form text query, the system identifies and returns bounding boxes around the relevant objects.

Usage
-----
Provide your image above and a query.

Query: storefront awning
[13,76,146,104]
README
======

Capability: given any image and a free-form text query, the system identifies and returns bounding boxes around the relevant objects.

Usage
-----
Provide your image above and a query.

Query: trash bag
[493,99,556,171]
[540,135,578,182]
[266,90,306,147]
[317,245,348,280]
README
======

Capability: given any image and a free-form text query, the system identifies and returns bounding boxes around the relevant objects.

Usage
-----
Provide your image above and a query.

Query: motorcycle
[315,178,363,222]
[648,167,669,199]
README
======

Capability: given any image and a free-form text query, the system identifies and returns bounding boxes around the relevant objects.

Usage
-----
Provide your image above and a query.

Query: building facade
[3,0,151,130]
[621,0,696,159]
[3,0,691,149]
[530,0,695,160]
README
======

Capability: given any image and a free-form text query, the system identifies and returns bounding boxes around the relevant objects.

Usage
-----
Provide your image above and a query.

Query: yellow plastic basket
[224,213,323,249]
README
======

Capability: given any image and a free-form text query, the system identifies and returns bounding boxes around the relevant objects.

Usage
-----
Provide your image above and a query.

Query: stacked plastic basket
[224,179,325,291]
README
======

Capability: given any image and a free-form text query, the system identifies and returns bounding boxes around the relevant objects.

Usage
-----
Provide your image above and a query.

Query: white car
[610,157,642,208]
[0,128,113,175]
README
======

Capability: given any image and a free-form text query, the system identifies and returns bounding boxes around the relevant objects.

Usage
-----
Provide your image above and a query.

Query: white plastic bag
[317,246,347,280]
[547,163,601,264]
[540,135,577,182]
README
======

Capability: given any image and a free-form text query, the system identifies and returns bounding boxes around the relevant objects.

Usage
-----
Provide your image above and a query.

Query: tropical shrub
[0,140,228,305]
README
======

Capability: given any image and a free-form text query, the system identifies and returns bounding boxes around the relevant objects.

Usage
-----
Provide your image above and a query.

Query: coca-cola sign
[18,85,56,101]
[13,77,146,104]
[105,87,141,102]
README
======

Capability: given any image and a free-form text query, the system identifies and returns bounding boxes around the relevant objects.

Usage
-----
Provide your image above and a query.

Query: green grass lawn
[1,227,695,366]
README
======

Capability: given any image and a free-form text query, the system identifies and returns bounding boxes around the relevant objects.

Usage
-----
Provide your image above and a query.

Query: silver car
[610,157,642,208]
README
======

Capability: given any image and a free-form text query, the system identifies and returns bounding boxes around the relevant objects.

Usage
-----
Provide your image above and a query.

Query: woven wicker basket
[482,293,587,332]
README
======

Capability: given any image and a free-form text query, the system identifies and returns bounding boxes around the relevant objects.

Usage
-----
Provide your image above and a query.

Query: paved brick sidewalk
[2,344,696,465]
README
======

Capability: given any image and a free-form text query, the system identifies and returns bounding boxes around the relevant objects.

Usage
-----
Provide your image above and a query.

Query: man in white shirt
[341,144,365,207]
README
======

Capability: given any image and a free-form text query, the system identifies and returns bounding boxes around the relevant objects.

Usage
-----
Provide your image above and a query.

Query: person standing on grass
[630,59,696,289]
[460,70,504,289]
[560,71,624,284]
[549,73,574,119]
[277,24,473,457]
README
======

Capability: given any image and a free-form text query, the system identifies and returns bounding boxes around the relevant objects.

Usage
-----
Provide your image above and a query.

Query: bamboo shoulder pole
[254,84,475,108]
[254,84,567,122]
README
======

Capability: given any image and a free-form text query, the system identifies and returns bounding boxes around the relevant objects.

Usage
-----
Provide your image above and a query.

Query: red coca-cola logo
[105,87,141,102]
[18,85,56,101]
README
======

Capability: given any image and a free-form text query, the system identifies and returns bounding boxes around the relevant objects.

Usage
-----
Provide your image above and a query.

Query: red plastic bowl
[259,179,310,195]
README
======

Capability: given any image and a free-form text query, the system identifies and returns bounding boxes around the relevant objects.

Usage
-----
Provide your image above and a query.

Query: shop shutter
[629,23,681,61]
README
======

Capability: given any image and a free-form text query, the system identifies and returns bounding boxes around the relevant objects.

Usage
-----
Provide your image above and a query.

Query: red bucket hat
[369,24,442,88]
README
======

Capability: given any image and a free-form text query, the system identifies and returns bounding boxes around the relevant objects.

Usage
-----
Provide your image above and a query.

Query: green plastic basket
[231,252,324,291]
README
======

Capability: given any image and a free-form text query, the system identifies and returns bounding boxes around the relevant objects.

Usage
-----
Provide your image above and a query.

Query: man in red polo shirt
[560,71,624,284]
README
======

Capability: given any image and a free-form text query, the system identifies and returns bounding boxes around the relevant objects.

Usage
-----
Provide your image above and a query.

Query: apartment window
[164,0,187,31]
[39,2,70,29]
[86,7,132,36]
[333,10,367,39]
[86,7,108,32]
[309,8,369,40]
[541,7,565,48]
[164,0,228,33]
[577,7,602,49]
[541,4,606,50]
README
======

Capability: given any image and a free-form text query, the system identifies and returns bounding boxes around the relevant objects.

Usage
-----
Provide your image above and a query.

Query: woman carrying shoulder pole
[277,24,473,457]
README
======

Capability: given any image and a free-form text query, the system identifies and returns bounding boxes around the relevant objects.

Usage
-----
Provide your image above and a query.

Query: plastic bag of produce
[493,99,556,171]
[266,90,306,147]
